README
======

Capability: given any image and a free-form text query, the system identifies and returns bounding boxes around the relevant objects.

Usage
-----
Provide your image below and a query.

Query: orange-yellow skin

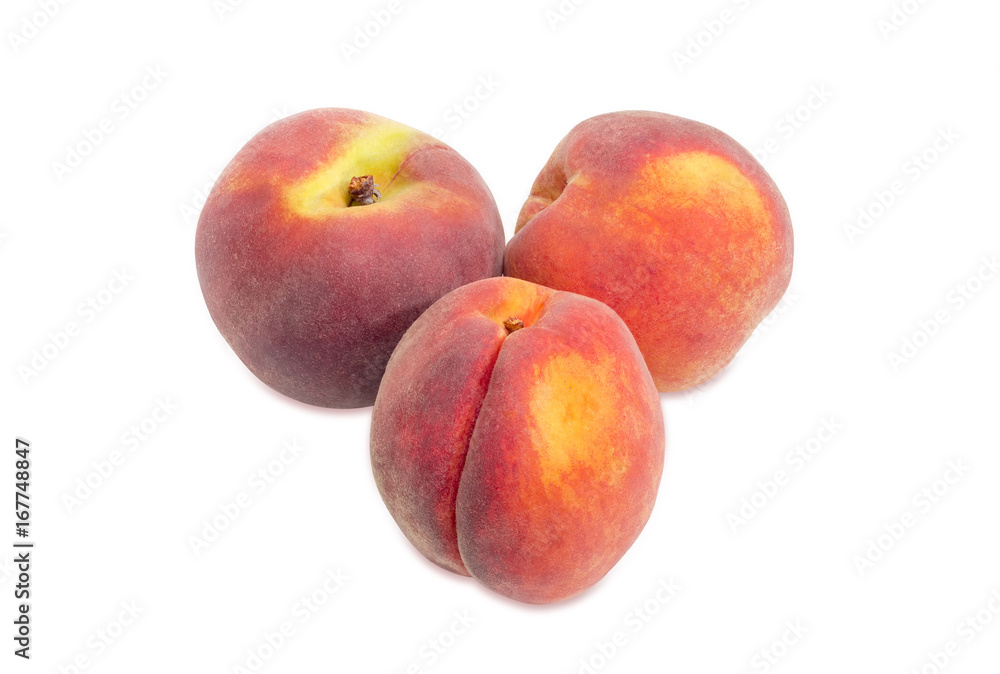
[196,108,504,407]
[371,277,665,604]
[504,111,794,392]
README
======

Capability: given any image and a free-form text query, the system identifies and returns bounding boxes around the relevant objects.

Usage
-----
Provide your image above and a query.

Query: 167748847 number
[15,438,30,538]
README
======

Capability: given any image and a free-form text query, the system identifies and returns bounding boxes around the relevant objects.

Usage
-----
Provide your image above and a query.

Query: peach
[504,111,794,392]
[371,277,664,604]
[195,108,504,408]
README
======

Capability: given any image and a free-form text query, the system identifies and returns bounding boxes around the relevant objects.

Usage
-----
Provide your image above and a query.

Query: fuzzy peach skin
[371,277,665,604]
[504,111,794,392]
[195,108,504,408]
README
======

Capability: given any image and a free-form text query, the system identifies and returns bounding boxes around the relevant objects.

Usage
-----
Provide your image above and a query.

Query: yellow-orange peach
[505,111,794,392]
[371,277,665,604]
[196,108,504,408]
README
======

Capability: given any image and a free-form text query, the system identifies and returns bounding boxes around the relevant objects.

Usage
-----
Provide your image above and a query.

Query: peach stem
[503,317,524,334]
[348,175,381,206]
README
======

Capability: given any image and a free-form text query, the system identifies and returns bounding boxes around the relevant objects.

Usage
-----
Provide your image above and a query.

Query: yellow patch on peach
[631,151,769,225]
[619,151,780,314]
[527,351,627,488]
[477,282,552,331]
[282,121,422,217]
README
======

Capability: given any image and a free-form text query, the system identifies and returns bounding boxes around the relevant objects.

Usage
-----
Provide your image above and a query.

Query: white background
[2,0,999,672]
